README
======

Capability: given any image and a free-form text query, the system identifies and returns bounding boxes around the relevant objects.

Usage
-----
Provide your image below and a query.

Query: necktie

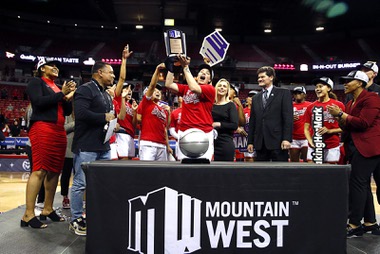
[263,90,268,107]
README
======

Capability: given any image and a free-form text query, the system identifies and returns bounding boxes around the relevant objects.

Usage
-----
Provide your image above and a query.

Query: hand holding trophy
[164,29,187,73]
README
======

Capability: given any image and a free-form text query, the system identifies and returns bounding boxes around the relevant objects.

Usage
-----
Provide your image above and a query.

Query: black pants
[372,164,380,205]
[255,141,289,162]
[348,149,380,226]
[60,158,73,196]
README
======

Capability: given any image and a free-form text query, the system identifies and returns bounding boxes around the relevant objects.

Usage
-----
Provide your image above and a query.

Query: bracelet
[337,111,343,118]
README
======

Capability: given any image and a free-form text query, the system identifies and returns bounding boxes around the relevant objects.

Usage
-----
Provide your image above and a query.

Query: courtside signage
[128,187,293,254]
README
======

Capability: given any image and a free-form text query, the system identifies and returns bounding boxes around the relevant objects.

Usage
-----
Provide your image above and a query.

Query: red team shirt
[170,107,182,133]
[292,101,312,140]
[304,99,345,149]
[176,84,215,133]
[114,95,135,137]
[138,95,169,145]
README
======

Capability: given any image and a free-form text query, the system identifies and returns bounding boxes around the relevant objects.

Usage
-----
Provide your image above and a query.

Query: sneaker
[36,202,44,209]
[34,202,44,216]
[347,224,363,238]
[363,223,380,235]
[62,197,70,209]
[69,217,87,236]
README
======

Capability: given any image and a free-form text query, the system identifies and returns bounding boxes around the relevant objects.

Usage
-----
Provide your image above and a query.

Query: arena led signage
[311,62,360,70]
[18,54,80,64]
[273,64,295,70]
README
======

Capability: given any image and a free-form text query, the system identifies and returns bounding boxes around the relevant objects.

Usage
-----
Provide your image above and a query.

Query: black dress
[212,102,238,161]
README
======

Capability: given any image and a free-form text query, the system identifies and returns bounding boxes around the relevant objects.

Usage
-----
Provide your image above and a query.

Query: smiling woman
[212,78,238,161]
[21,57,76,229]
[303,77,344,164]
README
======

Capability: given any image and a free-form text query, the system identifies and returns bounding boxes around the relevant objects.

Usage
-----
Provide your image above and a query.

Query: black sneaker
[69,216,86,236]
[363,223,380,235]
[347,224,363,238]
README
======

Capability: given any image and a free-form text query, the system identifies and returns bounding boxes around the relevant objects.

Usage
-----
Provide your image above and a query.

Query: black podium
[83,161,349,254]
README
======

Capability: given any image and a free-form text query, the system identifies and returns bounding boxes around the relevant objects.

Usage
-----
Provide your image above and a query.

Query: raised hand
[131,99,138,110]
[156,63,166,70]
[122,44,133,59]
[177,54,191,67]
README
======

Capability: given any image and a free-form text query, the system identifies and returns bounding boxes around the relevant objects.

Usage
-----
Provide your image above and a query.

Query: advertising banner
[84,161,348,254]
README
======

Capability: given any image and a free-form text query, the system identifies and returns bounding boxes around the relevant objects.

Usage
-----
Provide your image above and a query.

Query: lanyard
[91,80,114,113]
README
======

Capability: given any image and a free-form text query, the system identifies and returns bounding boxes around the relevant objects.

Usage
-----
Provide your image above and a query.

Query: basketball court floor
[1,171,380,253]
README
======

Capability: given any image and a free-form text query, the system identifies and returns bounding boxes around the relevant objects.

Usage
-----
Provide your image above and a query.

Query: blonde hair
[214,78,231,103]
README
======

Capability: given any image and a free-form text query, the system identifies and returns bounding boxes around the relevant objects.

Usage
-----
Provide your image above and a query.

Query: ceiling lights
[316,26,324,31]
[164,19,175,26]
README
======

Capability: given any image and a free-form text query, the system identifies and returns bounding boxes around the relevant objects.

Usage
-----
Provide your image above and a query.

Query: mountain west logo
[128,187,202,254]
[128,187,291,253]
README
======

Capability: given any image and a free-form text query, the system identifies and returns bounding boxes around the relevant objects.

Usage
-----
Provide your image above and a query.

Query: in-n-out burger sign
[311,62,360,70]
[19,54,79,64]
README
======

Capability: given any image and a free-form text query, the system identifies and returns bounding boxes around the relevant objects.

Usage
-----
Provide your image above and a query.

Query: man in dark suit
[247,66,293,161]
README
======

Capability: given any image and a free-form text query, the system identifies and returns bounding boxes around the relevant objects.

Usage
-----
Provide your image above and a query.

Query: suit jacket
[247,86,293,150]
[343,89,380,158]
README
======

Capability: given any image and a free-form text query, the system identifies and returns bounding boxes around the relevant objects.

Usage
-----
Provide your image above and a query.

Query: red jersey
[114,95,135,137]
[177,84,215,132]
[170,107,182,133]
[292,101,312,140]
[304,99,345,149]
[138,95,168,145]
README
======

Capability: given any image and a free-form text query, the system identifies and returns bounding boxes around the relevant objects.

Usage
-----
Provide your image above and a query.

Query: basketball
[179,128,209,158]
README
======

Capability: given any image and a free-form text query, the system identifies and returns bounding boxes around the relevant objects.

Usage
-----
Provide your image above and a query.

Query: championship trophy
[164,29,187,73]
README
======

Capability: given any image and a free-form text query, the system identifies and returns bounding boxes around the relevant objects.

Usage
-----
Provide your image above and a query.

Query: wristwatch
[337,111,343,118]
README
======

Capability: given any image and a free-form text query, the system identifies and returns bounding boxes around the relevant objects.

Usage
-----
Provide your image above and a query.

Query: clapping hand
[62,80,76,95]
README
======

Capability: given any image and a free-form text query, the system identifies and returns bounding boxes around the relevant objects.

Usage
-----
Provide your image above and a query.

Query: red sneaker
[62,197,70,209]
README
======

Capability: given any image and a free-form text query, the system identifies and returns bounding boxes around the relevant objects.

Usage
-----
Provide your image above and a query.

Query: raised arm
[115,44,133,97]
[177,54,202,94]
[165,71,179,93]
[146,63,165,98]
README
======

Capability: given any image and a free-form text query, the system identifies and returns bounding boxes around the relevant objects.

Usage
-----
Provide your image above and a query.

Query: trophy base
[181,158,210,164]
[164,56,182,73]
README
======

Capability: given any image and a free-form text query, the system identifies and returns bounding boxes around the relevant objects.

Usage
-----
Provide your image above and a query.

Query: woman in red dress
[21,58,76,228]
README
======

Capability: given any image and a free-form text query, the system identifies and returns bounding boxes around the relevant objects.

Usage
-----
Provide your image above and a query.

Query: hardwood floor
[0,172,65,213]
[1,171,380,214]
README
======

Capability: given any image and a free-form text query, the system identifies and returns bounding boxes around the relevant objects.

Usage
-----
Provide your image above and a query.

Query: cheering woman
[21,58,76,228]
